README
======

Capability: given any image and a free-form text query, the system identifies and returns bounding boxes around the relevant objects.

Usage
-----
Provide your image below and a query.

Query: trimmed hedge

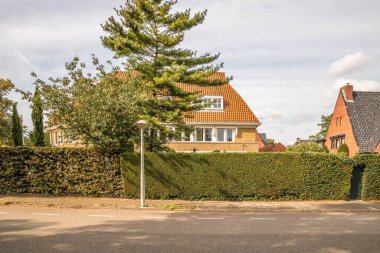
[0,147,123,196]
[354,155,380,200]
[121,152,353,200]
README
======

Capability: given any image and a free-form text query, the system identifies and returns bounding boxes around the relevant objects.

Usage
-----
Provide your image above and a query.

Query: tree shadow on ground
[1,212,379,253]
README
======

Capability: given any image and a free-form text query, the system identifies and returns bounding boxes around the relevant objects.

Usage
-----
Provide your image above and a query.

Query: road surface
[1,206,380,253]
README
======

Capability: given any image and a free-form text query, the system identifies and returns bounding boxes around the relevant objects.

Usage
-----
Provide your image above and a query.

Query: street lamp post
[136,120,148,208]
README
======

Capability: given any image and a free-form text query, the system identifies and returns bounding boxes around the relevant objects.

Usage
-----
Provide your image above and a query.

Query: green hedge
[0,147,123,196]
[354,155,380,200]
[121,152,353,200]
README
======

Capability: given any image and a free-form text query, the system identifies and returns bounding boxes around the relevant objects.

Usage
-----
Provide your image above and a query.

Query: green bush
[354,155,380,200]
[121,152,353,200]
[0,147,123,196]
[337,144,349,155]
[287,142,326,153]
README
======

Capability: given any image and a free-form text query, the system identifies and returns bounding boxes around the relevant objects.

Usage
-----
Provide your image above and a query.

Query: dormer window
[201,96,224,110]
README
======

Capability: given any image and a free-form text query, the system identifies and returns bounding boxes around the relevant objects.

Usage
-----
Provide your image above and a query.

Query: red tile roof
[177,73,260,124]
[259,143,287,152]
[117,71,260,124]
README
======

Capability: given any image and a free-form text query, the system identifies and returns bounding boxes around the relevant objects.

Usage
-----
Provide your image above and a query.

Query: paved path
[1,195,380,212]
[1,206,380,253]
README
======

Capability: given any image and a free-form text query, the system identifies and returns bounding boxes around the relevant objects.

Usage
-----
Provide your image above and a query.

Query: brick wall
[325,91,358,157]
[167,127,259,152]
[375,142,380,154]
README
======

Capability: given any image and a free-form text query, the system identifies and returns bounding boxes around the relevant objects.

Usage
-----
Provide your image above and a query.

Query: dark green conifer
[11,103,23,146]
[32,86,44,146]
[101,0,227,151]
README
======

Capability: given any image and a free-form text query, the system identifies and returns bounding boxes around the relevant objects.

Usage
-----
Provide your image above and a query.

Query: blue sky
[1,0,379,145]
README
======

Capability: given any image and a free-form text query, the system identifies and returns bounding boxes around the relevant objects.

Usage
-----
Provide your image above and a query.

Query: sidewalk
[1,194,379,212]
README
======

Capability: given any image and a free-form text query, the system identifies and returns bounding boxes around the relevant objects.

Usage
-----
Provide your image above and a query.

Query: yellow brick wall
[167,127,259,152]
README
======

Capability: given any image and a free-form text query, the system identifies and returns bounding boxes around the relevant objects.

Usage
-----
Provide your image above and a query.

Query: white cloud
[324,78,380,107]
[255,108,282,121]
[328,52,373,77]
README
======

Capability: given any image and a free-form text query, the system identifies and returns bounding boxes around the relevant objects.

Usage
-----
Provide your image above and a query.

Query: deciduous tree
[309,114,332,140]
[0,79,14,145]
[38,56,147,151]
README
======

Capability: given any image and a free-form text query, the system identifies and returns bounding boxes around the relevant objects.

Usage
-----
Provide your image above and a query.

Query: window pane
[196,129,203,141]
[226,129,233,142]
[205,128,212,141]
[217,129,224,141]
[331,140,334,149]
[341,137,345,144]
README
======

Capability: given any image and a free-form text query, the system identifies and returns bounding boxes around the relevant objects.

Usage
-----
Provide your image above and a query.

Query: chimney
[340,83,353,102]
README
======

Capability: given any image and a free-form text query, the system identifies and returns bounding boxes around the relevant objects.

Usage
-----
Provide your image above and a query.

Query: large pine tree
[32,86,45,146]
[11,103,23,146]
[101,0,227,151]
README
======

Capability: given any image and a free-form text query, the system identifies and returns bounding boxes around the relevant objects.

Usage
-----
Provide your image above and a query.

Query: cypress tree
[11,103,23,146]
[101,0,227,151]
[32,86,44,146]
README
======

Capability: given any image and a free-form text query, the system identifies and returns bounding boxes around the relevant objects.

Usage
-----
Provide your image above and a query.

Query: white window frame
[200,96,224,111]
[216,128,235,142]
[195,128,213,142]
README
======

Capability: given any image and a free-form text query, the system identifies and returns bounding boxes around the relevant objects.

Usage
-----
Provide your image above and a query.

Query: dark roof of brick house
[346,91,380,153]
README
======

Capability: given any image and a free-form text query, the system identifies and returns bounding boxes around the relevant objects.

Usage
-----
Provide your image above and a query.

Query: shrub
[354,155,380,200]
[121,152,353,200]
[0,147,123,196]
[287,142,326,153]
[337,144,349,155]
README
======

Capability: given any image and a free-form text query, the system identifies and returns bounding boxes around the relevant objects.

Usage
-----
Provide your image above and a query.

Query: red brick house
[325,84,380,157]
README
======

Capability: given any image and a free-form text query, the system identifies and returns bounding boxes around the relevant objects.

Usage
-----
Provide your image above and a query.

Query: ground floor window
[196,128,213,142]
[217,128,233,142]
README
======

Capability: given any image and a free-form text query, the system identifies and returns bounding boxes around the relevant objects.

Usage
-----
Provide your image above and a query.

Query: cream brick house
[47,72,261,152]
[167,73,261,152]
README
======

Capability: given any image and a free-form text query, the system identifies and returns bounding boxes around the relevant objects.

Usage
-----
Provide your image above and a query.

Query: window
[331,139,335,149]
[217,128,234,142]
[199,96,223,110]
[336,138,340,149]
[183,130,191,142]
[196,128,213,142]
[157,95,173,100]
[205,128,212,141]
[339,117,342,126]
[227,129,233,141]
[196,128,203,141]
[341,137,345,144]
[55,132,58,145]
[336,118,339,126]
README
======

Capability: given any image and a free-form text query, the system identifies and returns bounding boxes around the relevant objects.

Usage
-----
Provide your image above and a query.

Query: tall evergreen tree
[11,103,23,146]
[32,86,44,146]
[101,0,227,151]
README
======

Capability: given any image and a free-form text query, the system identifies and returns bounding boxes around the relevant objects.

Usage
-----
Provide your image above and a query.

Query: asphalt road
[1,207,380,253]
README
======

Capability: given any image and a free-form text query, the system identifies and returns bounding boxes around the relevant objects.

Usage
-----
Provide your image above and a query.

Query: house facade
[325,84,380,157]
[167,73,261,152]
[47,72,262,152]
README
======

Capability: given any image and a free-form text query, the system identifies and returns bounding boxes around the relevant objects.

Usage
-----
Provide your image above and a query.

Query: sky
[1,0,380,145]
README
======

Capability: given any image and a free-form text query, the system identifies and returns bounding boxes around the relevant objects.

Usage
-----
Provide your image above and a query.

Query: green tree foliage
[309,114,333,140]
[101,0,226,151]
[287,142,326,153]
[337,143,349,155]
[11,103,23,146]
[32,86,45,146]
[39,56,147,151]
[0,79,14,145]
